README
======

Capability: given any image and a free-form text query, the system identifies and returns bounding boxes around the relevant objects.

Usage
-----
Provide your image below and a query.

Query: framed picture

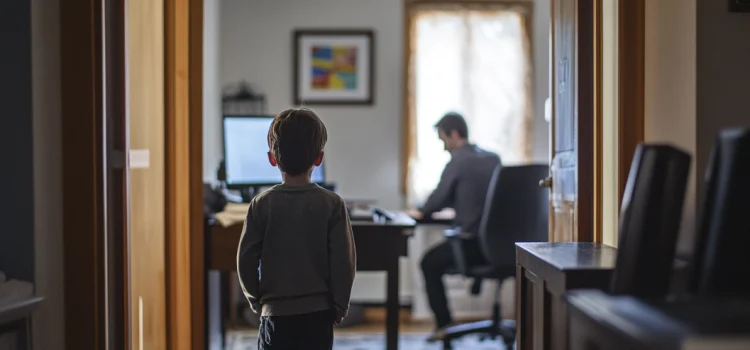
[293,29,374,105]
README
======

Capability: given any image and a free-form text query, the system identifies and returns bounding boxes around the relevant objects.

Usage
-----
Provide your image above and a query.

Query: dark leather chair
[611,144,691,297]
[690,128,750,297]
[441,164,550,349]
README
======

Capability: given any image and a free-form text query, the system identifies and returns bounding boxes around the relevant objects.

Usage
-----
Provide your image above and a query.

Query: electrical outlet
[730,0,750,12]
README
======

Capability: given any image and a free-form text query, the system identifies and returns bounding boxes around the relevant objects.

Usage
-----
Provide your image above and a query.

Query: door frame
[60,0,130,348]
[588,0,646,243]
[165,0,205,349]
[548,0,597,242]
[60,0,107,347]
[593,0,645,242]
[616,0,645,204]
[61,0,205,347]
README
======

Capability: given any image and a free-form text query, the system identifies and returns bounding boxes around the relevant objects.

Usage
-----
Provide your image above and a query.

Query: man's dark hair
[267,108,328,175]
[434,112,469,139]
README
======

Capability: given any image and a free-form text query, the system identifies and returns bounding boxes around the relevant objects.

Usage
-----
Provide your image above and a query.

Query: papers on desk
[214,202,250,227]
[349,208,375,221]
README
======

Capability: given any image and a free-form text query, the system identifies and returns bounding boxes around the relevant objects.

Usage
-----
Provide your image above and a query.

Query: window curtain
[403,3,534,206]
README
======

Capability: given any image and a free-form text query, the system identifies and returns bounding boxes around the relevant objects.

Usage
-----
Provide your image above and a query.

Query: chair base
[441,319,516,349]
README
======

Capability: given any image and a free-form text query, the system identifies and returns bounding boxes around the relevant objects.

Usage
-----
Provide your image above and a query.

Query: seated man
[409,112,501,341]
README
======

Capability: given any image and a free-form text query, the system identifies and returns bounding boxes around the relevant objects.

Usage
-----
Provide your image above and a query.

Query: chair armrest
[444,228,474,275]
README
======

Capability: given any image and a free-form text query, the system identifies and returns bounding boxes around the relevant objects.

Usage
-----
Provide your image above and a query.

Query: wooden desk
[0,297,43,350]
[567,290,750,350]
[206,212,416,350]
[515,242,617,350]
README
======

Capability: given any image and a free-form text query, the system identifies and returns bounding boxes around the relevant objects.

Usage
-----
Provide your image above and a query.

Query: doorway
[56,0,645,348]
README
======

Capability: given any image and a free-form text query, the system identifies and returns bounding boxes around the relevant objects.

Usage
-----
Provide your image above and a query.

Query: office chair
[690,128,750,297]
[610,144,691,298]
[441,164,550,350]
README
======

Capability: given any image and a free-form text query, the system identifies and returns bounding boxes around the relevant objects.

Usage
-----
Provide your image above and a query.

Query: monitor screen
[224,116,325,186]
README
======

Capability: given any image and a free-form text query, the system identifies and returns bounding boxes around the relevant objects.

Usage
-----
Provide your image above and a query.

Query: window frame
[401,0,534,196]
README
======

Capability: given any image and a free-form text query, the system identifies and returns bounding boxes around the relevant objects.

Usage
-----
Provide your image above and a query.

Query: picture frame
[293,29,375,105]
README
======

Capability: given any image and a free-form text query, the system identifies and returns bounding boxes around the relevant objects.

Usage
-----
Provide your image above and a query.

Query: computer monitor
[223,115,325,187]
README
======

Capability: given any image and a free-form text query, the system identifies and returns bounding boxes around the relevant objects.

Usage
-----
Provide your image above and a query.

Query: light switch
[129,149,150,169]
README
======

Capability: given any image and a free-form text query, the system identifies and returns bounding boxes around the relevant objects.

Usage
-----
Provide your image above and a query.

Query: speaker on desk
[691,128,750,297]
[611,144,691,298]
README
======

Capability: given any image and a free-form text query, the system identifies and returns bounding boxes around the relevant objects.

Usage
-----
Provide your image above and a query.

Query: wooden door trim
[60,0,107,348]
[617,0,645,205]
[593,0,603,243]
[104,0,130,346]
[589,0,646,242]
[548,0,556,241]
[401,0,412,195]
[165,0,192,348]
[165,0,204,349]
[549,0,598,243]
[576,0,597,243]
[188,0,205,348]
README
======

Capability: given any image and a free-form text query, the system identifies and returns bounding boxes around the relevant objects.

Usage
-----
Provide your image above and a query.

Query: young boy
[237,108,356,349]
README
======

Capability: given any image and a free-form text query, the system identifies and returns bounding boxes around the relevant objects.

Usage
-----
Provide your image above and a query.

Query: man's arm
[329,198,356,322]
[237,202,263,313]
[420,158,460,216]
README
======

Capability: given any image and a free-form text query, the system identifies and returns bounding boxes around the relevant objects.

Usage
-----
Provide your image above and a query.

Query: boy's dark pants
[258,309,334,349]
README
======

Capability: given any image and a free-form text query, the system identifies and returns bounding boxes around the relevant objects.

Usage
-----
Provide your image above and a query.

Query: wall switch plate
[129,149,150,169]
[730,0,750,12]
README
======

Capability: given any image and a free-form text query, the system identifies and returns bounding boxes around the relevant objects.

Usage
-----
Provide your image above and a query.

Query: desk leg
[229,275,239,328]
[220,271,229,348]
[25,318,32,350]
[207,270,225,350]
[386,258,400,350]
[517,264,533,350]
[16,319,29,350]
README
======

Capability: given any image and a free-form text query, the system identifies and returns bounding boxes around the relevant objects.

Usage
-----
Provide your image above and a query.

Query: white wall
[218,0,405,209]
[204,0,223,180]
[695,0,750,210]
[31,0,65,348]
[644,0,697,254]
[645,0,750,256]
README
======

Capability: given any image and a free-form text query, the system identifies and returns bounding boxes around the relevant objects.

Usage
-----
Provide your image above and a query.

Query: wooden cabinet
[515,243,617,350]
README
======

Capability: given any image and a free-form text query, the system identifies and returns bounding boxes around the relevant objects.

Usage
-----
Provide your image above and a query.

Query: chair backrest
[610,144,691,298]
[477,164,550,267]
[691,128,750,297]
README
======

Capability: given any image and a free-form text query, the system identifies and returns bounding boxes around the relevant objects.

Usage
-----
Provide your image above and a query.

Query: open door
[543,0,597,242]
[61,0,130,347]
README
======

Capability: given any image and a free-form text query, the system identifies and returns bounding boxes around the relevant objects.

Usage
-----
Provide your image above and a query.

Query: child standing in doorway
[237,108,356,349]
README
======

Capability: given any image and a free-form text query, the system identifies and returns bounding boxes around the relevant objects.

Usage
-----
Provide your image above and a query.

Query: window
[405,6,533,204]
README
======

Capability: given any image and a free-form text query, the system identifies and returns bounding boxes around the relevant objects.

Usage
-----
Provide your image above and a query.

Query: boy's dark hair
[434,112,469,139]
[267,108,328,175]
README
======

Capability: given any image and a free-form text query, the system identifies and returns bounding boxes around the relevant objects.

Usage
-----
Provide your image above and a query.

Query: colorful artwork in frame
[294,30,374,105]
